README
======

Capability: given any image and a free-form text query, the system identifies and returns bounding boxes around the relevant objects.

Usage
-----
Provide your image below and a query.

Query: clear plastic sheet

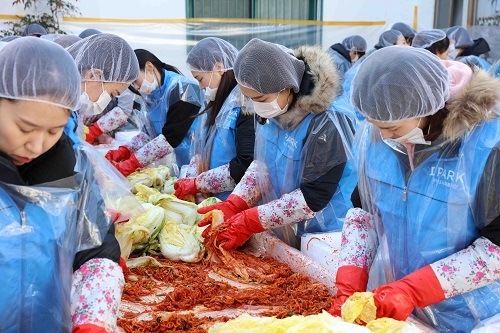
[77,142,144,228]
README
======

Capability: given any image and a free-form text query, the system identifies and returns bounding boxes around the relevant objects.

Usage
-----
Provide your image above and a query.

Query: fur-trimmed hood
[443,68,500,140]
[274,45,340,130]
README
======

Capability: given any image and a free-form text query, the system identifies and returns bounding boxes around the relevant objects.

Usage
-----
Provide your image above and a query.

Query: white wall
[75,0,185,20]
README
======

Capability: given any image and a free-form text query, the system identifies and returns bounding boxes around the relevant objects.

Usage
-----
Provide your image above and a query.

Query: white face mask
[392,119,431,145]
[204,71,218,101]
[252,91,289,119]
[139,68,159,95]
[447,44,460,60]
[79,83,112,117]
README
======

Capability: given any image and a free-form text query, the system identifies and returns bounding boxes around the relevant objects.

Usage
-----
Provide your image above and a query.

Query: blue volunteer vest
[149,70,202,167]
[364,119,500,332]
[0,184,79,333]
[260,113,353,235]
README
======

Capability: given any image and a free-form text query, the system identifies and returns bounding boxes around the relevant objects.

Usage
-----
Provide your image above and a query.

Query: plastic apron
[0,147,110,332]
[146,69,204,168]
[298,100,359,236]
[356,119,500,333]
[255,111,355,247]
[194,86,242,200]
[65,114,144,224]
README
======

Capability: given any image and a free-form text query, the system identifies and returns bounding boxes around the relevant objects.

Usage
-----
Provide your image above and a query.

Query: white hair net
[446,26,473,48]
[0,37,80,110]
[342,35,367,53]
[351,46,449,121]
[412,29,446,49]
[1,36,20,42]
[391,22,417,39]
[53,35,81,48]
[67,33,139,84]
[233,38,305,94]
[40,33,63,42]
[187,37,238,72]
[21,23,47,37]
[374,30,402,49]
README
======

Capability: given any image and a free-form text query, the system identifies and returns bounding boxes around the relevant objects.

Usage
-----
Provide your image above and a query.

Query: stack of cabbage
[126,165,177,194]
[116,170,220,262]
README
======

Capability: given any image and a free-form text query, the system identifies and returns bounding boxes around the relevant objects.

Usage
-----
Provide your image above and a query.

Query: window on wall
[187,0,319,20]
[187,0,253,18]
[434,0,467,28]
[186,0,322,50]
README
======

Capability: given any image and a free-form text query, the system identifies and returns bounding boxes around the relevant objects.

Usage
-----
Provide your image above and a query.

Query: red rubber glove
[372,265,445,321]
[174,178,198,199]
[82,124,104,144]
[214,207,265,250]
[119,257,128,273]
[113,153,142,177]
[105,146,131,162]
[72,324,108,333]
[197,194,249,221]
[328,266,369,317]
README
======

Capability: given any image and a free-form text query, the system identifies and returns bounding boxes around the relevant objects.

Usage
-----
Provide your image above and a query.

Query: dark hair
[424,107,449,142]
[200,69,237,126]
[406,37,414,46]
[134,49,182,76]
[356,51,366,58]
[426,37,450,56]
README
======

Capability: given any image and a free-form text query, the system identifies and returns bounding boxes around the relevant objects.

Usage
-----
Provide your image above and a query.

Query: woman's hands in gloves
[198,206,265,249]
[105,146,131,163]
[328,266,369,317]
[371,265,445,321]
[174,178,198,199]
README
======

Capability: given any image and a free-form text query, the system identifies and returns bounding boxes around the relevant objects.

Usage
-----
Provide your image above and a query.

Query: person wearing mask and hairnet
[173,37,255,201]
[326,35,367,81]
[21,23,47,37]
[412,29,450,60]
[66,33,139,148]
[391,22,417,45]
[329,46,500,332]
[0,37,123,333]
[446,26,491,70]
[105,49,204,176]
[198,38,357,249]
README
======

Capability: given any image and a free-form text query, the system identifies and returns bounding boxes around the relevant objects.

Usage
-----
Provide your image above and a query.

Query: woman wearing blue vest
[0,38,123,333]
[173,37,255,201]
[105,49,204,176]
[331,46,500,332]
[198,38,357,249]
